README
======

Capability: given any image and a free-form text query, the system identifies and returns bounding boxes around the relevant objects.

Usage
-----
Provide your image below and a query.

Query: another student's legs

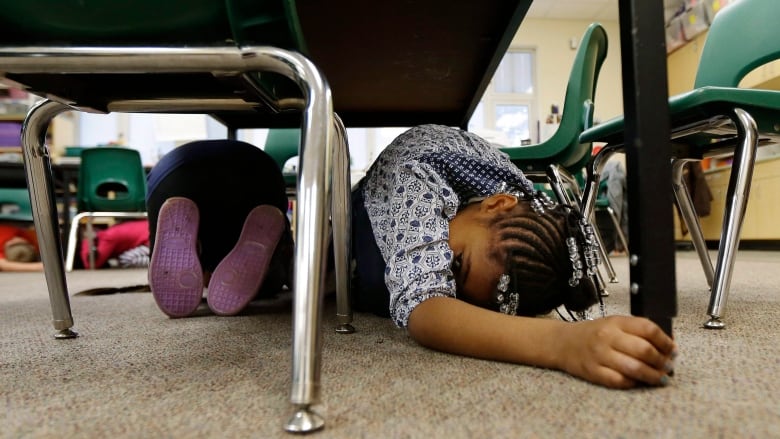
[146,140,292,317]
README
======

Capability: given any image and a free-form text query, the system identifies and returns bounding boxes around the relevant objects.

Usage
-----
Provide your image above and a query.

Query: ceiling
[526,0,619,21]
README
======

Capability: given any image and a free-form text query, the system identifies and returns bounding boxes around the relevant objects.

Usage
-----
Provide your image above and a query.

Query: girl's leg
[350,187,391,317]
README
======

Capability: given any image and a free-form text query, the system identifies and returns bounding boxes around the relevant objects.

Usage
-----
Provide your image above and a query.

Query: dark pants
[146,140,290,273]
[350,186,391,317]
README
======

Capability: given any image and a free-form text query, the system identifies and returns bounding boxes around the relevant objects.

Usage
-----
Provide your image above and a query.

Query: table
[0,0,677,430]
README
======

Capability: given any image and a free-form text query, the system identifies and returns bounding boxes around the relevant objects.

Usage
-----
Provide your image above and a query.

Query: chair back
[77,147,147,212]
[694,0,780,88]
[0,187,33,222]
[503,23,608,173]
[264,128,300,186]
[548,22,608,164]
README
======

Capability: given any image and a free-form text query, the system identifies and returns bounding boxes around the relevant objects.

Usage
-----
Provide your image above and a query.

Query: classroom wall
[666,31,707,95]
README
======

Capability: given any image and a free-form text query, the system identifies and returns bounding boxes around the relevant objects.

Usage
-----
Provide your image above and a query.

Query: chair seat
[0,0,303,48]
[0,0,306,127]
[0,187,33,222]
[581,86,780,151]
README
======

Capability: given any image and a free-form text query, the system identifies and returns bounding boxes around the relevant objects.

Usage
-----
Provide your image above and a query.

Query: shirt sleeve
[365,158,460,328]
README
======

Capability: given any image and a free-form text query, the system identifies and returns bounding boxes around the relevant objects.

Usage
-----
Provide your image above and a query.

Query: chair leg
[264,49,333,433]
[671,159,715,287]
[65,212,87,272]
[85,218,97,270]
[330,114,355,334]
[604,206,630,255]
[547,164,617,286]
[592,220,619,284]
[704,108,759,329]
[581,145,622,219]
[20,99,78,339]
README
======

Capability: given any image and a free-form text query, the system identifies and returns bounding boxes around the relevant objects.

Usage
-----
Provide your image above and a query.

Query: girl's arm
[408,296,677,389]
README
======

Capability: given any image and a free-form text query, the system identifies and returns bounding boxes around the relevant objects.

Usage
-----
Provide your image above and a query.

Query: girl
[351,124,676,389]
[0,223,42,272]
[146,139,294,317]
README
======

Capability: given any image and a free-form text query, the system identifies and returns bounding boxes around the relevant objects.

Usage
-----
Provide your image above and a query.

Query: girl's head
[4,236,37,263]
[448,192,600,317]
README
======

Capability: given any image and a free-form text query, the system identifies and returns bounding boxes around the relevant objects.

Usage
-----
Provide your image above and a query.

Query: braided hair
[487,197,600,317]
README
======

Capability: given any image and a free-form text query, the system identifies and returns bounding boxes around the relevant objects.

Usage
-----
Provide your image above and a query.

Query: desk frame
[618,0,677,335]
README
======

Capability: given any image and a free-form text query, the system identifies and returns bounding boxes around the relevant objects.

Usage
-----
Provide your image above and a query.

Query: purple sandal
[148,197,203,317]
[207,205,286,316]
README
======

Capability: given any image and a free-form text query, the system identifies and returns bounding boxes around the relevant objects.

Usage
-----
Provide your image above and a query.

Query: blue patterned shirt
[360,124,534,327]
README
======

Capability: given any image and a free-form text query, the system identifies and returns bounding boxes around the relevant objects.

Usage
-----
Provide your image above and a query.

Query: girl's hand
[556,315,677,389]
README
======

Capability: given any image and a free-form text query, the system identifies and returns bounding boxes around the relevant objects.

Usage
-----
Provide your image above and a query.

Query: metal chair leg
[604,205,629,255]
[330,114,355,335]
[671,159,715,287]
[65,211,149,270]
[547,164,618,285]
[279,49,333,434]
[65,212,89,272]
[704,108,758,329]
[20,99,78,339]
[581,145,622,219]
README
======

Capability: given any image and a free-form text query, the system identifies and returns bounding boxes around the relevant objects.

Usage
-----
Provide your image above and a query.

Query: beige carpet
[1,250,779,438]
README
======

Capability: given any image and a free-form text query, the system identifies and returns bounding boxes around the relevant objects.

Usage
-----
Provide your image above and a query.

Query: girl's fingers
[611,332,674,374]
[606,346,672,387]
[591,365,638,389]
[620,316,678,356]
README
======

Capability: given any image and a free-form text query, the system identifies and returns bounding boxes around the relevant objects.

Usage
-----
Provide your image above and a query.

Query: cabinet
[694,157,780,241]
[0,115,24,153]
[0,85,33,155]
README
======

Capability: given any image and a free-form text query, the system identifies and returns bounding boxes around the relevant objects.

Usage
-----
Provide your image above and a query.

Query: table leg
[618,0,677,337]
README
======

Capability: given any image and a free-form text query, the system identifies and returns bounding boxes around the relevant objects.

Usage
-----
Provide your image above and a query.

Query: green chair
[500,23,618,289]
[579,0,780,329]
[63,147,148,271]
[264,128,301,189]
[501,23,607,179]
[0,1,352,432]
[0,187,33,223]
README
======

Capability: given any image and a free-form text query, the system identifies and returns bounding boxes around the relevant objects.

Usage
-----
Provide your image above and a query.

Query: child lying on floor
[147,125,676,389]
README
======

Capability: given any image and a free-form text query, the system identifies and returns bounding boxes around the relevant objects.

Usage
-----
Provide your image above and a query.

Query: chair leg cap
[284,406,325,433]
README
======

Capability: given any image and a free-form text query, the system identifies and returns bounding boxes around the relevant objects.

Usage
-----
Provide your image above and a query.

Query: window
[469,49,537,146]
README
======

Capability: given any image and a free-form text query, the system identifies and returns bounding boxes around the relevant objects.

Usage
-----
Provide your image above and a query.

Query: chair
[264,128,301,190]
[0,187,33,223]
[579,0,780,329]
[64,147,148,271]
[594,178,629,254]
[0,0,352,432]
[499,23,619,288]
[501,23,607,178]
